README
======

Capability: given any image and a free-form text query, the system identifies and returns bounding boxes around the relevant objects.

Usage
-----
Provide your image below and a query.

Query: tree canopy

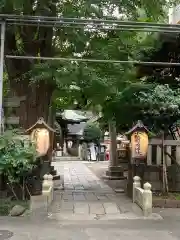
[1,0,178,130]
[83,123,102,143]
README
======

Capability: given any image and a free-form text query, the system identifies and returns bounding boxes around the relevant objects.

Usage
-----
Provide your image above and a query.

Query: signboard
[131,132,148,159]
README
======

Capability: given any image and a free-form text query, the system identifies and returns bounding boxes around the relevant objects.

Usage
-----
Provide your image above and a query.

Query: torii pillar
[105,121,125,180]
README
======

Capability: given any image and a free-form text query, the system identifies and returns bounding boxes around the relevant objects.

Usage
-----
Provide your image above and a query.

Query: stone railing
[133,176,152,217]
[30,174,54,214]
[42,174,54,206]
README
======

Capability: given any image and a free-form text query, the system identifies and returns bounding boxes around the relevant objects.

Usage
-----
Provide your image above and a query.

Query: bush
[0,130,37,199]
[83,123,102,144]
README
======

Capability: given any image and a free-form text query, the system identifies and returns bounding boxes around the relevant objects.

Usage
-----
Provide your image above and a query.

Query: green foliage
[83,123,102,143]
[0,131,37,183]
[138,85,180,111]
[138,85,180,131]
[2,0,178,129]
[107,83,180,133]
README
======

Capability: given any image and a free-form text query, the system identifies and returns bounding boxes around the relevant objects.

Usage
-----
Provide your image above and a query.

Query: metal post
[0,22,5,134]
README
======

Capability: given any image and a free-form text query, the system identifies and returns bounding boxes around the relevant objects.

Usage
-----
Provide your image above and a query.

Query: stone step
[53,156,81,162]
[48,212,162,221]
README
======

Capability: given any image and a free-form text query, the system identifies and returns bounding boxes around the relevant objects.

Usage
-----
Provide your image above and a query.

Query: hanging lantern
[126,120,149,160]
[30,128,50,156]
[26,117,56,158]
[131,131,148,159]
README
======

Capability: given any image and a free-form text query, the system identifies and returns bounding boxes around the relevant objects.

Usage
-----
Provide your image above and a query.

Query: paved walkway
[50,161,159,221]
[0,162,178,239]
[0,217,180,240]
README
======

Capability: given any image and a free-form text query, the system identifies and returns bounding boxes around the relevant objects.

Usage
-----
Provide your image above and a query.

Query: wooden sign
[131,131,148,159]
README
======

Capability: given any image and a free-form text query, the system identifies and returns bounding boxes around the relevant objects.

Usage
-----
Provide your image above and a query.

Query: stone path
[49,161,159,221]
[1,217,180,240]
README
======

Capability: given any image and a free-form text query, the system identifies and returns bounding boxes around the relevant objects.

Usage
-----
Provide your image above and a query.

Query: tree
[109,84,180,133]
[1,0,176,129]
[83,123,102,144]
[132,31,180,134]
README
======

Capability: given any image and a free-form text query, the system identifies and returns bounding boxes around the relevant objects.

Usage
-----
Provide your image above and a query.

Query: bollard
[42,174,49,190]
[47,174,54,202]
[42,174,54,204]
[143,182,152,217]
[47,174,53,186]
[133,176,141,203]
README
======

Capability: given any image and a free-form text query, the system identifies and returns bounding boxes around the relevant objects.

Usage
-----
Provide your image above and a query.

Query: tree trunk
[7,76,54,129]
[3,0,58,129]
[21,81,54,129]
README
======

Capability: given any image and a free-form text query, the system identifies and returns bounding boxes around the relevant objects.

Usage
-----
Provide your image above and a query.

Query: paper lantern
[26,117,56,159]
[30,128,50,156]
[131,131,149,159]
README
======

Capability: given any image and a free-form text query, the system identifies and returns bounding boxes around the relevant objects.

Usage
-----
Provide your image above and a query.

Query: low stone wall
[133,176,152,217]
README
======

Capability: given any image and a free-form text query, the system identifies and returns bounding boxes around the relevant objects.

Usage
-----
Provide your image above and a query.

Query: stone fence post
[133,176,141,203]
[43,174,53,188]
[42,174,54,204]
[143,182,152,217]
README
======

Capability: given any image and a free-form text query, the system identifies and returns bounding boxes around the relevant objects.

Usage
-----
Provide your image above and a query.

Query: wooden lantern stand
[26,118,60,183]
[126,120,149,197]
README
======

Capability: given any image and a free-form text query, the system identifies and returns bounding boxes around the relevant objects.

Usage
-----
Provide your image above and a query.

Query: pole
[162,131,168,195]
[0,22,5,134]
[109,120,117,167]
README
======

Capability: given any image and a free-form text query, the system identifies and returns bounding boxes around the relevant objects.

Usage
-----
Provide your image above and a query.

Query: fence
[146,139,180,166]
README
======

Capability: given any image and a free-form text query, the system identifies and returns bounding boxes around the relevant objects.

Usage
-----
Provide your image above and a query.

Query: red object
[106,151,110,161]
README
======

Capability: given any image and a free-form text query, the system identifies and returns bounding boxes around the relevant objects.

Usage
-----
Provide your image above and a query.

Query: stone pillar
[63,141,67,156]
[109,120,118,166]
[133,176,141,203]
[42,174,54,207]
[105,121,125,179]
[143,182,152,217]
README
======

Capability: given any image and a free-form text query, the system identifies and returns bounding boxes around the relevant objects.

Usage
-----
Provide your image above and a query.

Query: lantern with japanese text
[126,120,149,160]
[131,131,148,159]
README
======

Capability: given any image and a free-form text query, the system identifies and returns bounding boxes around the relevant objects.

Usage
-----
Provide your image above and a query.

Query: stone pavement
[1,161,180,239]
[49,161,159,221]
[0,217,180,240]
